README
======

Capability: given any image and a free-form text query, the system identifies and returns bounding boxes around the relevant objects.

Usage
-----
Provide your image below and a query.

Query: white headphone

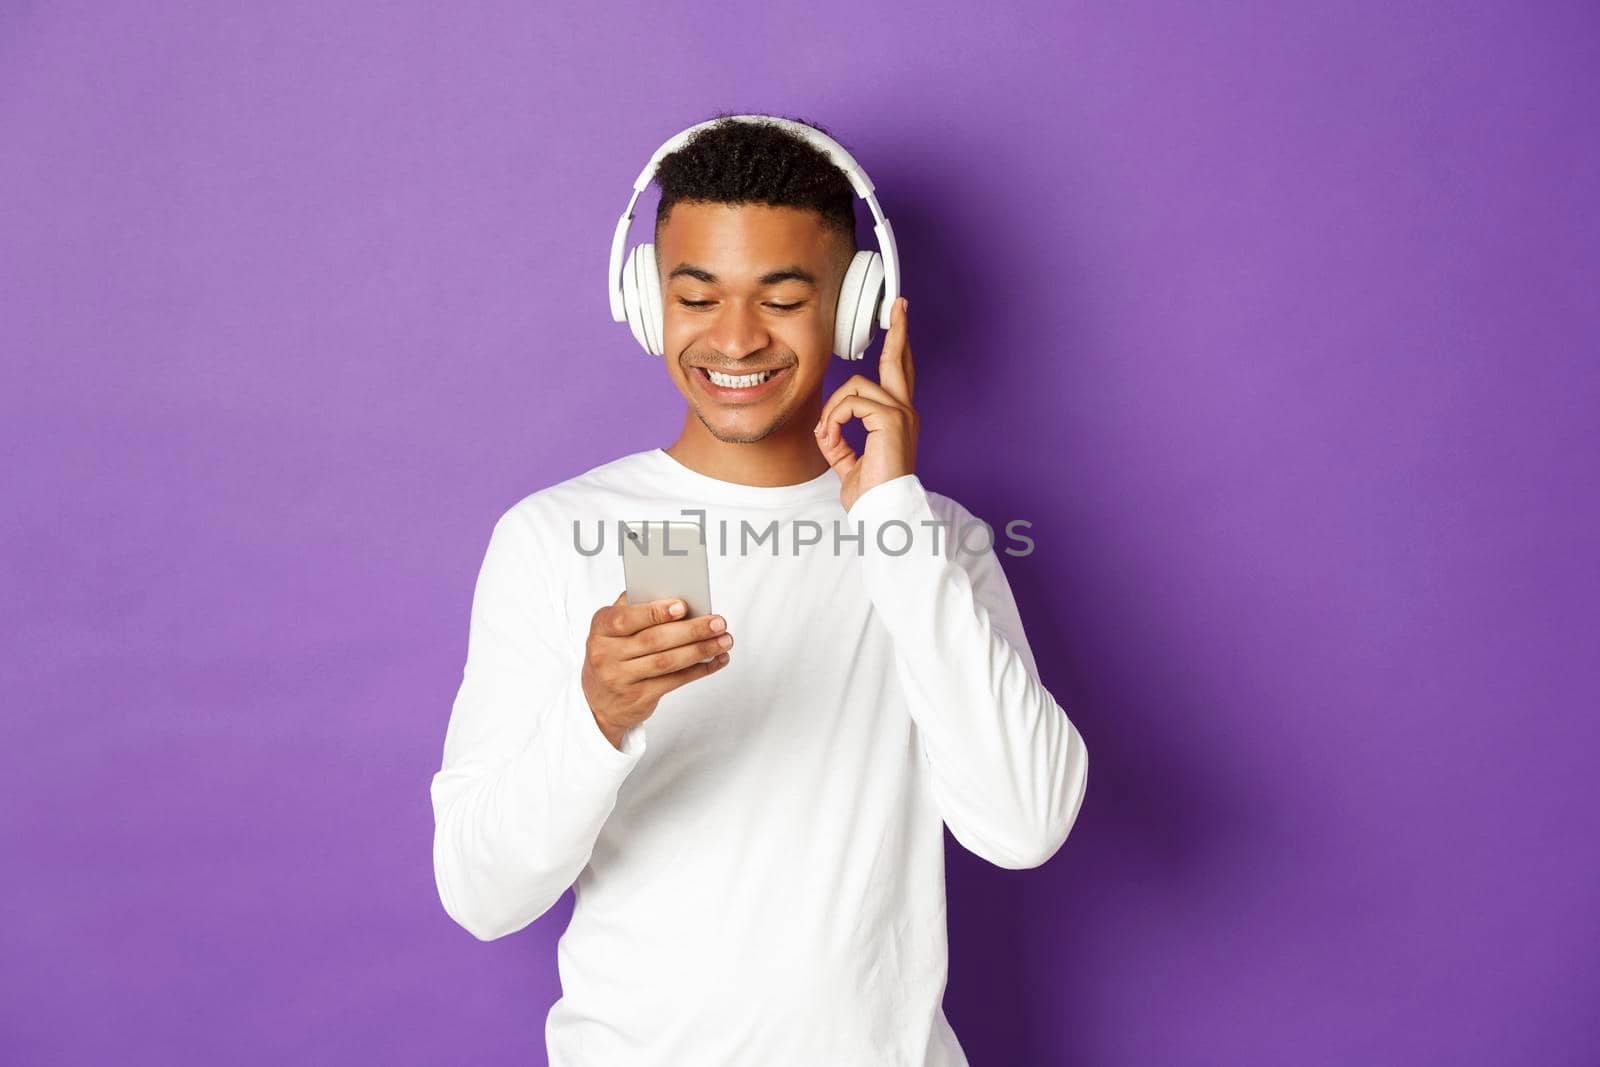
[607,114,901,361]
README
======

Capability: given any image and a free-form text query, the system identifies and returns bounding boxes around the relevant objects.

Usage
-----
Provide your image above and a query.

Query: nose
[702,299,772,362]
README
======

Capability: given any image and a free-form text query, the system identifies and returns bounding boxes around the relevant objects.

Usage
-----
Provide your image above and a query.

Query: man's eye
[675,299,805,311]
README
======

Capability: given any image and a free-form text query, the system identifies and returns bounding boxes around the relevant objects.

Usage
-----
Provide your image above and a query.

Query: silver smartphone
[621,520,712,619]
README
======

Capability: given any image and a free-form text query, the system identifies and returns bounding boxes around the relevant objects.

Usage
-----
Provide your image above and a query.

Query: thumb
[651,597,688,624]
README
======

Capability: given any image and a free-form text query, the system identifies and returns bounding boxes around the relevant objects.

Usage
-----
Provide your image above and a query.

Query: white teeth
[706,368,774,388]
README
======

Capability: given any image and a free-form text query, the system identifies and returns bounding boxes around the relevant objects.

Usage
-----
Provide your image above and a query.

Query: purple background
[3,2,1597,1064]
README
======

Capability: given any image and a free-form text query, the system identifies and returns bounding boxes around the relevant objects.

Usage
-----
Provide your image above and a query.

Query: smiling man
[429,114,1089,1067]
[663,205,843,447]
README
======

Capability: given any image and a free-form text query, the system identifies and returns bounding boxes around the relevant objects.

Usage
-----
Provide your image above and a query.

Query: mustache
[681,350,796,373]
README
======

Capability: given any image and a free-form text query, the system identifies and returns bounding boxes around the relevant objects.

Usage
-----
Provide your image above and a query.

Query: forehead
[657,202,838,280]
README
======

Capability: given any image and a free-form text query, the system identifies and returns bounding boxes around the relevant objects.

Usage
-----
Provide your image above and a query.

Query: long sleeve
[429,505,648,941]
[847,474,1089,870]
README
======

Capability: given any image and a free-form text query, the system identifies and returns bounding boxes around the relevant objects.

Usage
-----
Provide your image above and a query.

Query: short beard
[693,401,796,444]
[681,347,798,444]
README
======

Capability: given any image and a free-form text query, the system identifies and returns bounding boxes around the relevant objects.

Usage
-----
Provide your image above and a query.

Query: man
[430,114,1089,1066]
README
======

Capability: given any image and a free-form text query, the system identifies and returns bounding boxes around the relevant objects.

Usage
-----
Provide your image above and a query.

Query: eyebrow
[666,263,817,287]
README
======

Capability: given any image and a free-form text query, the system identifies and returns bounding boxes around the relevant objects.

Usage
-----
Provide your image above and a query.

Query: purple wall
[4,2,1596,1063]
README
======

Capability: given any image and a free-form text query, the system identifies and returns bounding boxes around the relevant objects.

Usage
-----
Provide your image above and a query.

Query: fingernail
[670,601,685,616]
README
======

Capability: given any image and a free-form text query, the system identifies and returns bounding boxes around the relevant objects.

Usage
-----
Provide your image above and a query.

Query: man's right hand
[581,591,733,750]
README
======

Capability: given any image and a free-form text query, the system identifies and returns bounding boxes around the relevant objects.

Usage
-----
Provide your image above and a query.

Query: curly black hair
[652,112,859,264]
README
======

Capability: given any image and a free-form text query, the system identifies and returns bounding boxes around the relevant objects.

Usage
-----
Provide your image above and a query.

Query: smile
[701,367,778,388]
[694,366,791,399]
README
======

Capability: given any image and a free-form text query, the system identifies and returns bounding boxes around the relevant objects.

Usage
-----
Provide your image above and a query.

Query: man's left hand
[814,296,917,513]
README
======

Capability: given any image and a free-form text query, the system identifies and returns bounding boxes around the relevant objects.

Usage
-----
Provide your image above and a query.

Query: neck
[665,406,832,487]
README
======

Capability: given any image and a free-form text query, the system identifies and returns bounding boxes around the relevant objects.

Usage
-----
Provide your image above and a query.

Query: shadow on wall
[850,126,1282,1063]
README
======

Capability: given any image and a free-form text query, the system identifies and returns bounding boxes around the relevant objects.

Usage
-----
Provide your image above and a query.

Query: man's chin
[696,410,789,445]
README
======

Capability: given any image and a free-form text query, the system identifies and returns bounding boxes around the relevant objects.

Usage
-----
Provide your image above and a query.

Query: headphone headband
[607,114,900,333]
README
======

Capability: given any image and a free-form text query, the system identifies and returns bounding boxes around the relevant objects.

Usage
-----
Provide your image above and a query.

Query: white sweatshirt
[430,447,1088,1066]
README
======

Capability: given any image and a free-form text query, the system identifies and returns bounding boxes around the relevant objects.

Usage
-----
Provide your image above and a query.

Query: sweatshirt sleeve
[847,474,1088,870]
[429,504,648,941]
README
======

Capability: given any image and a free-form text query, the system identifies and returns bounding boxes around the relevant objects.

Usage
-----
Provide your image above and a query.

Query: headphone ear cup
[622,244,664,355]
[638,243,664,355]
[834,250,884,360]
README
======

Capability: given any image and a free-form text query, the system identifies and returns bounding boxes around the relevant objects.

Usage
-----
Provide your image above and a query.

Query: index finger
[878,296,912,405]
[601,591,689,637]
